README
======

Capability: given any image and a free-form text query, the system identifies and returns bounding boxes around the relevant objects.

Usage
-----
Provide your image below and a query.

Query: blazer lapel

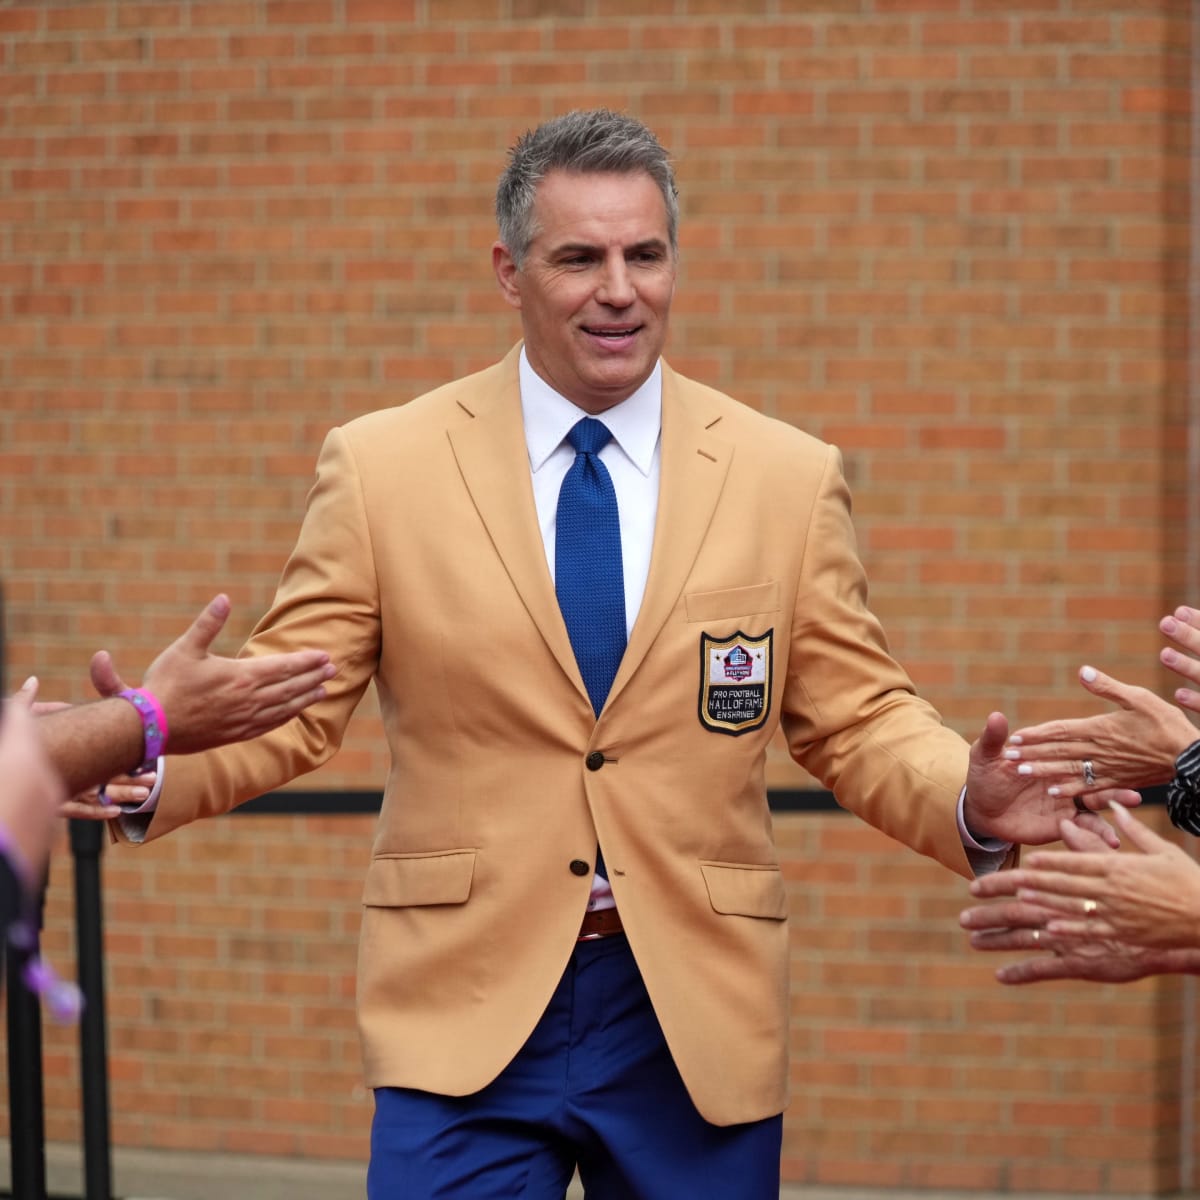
[608,363,732,707]
[447,348,585,697]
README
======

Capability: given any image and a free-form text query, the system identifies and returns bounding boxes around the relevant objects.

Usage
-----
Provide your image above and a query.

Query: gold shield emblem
[698,630,773,736]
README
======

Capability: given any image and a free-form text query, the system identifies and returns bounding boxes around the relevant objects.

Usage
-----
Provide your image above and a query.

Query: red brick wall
[2,1,1194,1192]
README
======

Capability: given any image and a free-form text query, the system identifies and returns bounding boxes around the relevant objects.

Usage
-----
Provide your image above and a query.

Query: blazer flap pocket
[363,850,476,908]
[685,582,779,623]
[701,862,788,920]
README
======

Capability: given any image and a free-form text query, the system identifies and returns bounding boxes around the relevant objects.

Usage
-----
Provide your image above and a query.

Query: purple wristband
[116,688,169,774]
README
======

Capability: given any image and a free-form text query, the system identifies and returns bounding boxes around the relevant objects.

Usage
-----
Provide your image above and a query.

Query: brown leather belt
[578,907,624,941]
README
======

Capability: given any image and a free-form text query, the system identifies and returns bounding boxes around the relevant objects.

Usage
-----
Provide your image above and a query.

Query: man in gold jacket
[106,110,1129,1199]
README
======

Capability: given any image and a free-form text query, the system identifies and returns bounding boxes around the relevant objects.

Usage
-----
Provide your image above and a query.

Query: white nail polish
[1048,786,1061,797]
[1017,764,1033,775]
[1081,665,1097,682]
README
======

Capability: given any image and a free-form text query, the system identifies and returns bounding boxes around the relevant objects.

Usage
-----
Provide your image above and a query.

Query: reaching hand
[960,814,1200,982]
[1002,666,1196,797]
[962,711,1139,848]
[95,594,336,756]
[1000,804,1200,951]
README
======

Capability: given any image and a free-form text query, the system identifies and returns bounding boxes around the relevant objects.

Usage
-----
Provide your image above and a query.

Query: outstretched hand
[1002,666,1195,797]
[962,711,1139,848]
[93,594,335,756]
[960,817,1187,984]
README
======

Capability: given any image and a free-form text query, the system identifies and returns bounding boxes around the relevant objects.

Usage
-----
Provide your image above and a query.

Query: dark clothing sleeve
[1167,739,1200,835]
[0,854,23,996]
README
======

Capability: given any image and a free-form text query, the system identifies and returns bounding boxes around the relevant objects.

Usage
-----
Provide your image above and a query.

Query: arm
[37,594,334,799]
[0,683,66,891]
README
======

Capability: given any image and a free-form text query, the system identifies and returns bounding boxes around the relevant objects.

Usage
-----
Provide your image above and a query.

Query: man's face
[493,169,677,414]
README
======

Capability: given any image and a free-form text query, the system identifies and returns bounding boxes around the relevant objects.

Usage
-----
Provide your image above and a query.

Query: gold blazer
[136,344,973,1126]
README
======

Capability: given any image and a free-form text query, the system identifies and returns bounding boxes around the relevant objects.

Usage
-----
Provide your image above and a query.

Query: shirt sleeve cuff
[957,787,1011,877]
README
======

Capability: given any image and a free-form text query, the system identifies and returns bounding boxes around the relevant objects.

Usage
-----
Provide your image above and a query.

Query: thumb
[1078,664,1140,711]
[1107,801,1168,854]
[178,594,232,658]
[13,675,39,708]
[975,711,1010,761]
[90,651,128,698]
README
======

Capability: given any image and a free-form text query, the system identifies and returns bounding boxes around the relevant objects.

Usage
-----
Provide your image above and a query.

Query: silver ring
[1082,760,1095,786]
[1083,899,1098,917]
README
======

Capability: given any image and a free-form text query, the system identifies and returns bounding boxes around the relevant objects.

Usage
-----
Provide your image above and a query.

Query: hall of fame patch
[698,630,773,736]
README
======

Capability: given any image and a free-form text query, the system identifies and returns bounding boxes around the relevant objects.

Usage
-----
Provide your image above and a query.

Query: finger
[966,872,1024,899]
[11,676,38,708]
[239,649,333,688]
[94,783,152,807]
[1021,848,1106,874]
[994,957,1078,985]
[1006,719,1070,747]
[1105,801,1169,853]
[1016,886,1101,915]
[1045,917,1116,939]
[959,897,1055,927]
[1072,809,1121,848]
[1058,818,1117,853]
[59,799,121,821]
[1162,645,1200,689]
[975,711,1010,760]
[1076,664,1139,711]
[89,650,128,698]
[179,594,232,658]
[1163,607,1200,653]
[1174,687,1200,713]
[967,927,1037,952]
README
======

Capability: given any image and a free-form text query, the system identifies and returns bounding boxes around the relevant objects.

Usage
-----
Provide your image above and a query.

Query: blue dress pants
[368,934,782,1199]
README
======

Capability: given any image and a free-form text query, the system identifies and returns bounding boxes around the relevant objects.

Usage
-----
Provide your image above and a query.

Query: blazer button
[569,859,590,876]
[585,751,605,771]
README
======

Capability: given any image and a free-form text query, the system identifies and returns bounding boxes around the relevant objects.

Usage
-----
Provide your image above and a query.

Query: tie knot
[567,417,613,457]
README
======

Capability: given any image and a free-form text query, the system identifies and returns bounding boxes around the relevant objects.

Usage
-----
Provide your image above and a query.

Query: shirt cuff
[115,756,163,844]
[957,787,1011,877]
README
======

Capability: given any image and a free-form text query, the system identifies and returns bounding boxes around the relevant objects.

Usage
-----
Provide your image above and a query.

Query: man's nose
[596,257,634,306]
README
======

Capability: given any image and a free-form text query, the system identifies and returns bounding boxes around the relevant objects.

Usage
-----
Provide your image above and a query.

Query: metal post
[70,820,111,1200]
[6,884,48,1200]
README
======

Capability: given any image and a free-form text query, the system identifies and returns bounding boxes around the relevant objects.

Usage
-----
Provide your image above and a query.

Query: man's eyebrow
[549,238,669,256]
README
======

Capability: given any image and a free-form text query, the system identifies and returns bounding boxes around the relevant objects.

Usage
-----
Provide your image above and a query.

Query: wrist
[113,688,169,773]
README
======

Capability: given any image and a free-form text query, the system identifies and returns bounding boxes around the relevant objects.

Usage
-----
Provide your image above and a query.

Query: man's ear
[492,242,521,310]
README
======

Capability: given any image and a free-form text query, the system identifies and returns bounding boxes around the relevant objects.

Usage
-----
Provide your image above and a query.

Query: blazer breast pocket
[362,849,476,908]
[685,581,779,624]
[700,861,788,921]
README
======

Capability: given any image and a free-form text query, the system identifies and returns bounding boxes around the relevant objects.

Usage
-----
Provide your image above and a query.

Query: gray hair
[495,109,679,267]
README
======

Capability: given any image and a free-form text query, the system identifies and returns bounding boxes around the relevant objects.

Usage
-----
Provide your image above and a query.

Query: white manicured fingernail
[1048,786,1061,797]
[1081,665,1097,682]
[1004,748,1021,760]
[1017,764,1033,775]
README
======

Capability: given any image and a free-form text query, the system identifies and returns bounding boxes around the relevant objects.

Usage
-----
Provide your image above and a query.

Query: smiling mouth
[582,325,641,339]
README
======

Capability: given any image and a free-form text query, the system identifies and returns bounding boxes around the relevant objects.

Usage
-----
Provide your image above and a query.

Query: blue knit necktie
[556,418,626,884]
[555,418,627,717]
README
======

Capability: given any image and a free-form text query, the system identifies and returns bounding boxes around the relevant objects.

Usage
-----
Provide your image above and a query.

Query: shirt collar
[520,346,661,477]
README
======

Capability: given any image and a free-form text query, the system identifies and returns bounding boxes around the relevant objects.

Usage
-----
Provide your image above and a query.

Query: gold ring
[1083,899,1098,916]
